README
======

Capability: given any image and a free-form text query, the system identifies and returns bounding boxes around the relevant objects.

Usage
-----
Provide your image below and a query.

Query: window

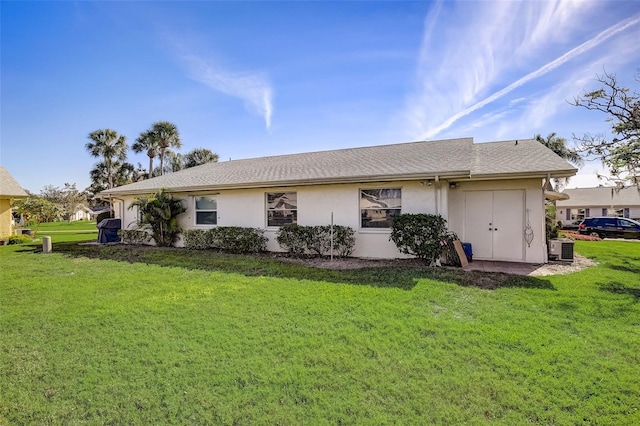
[195,196,217,225]
[267,192,297,226]
[360,188,401,229]
[570,208,586,221]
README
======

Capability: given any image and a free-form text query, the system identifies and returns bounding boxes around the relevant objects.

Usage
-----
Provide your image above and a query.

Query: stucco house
[556,186,640,225]
[100,138,577,263]
[0,167,28,237]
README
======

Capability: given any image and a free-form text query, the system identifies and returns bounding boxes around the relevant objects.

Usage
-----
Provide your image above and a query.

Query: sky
[1,0,639,194]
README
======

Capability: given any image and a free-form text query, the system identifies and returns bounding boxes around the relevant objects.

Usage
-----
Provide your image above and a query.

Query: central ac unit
[548,238,574,261]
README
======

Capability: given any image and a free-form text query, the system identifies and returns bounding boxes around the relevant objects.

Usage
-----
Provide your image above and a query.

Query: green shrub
[390,214,448,264]
[5,234,33,245]
[183,227,267,254]
[129,189,186,247]
[276,224,310,257]
[118,229,150,245]
[276,224,355,258]
[211,227,268,254]
[331,225,356,257]
[183,229,211,250]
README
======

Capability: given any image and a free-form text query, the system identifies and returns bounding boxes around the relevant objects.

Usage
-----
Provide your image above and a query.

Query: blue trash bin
[462,243,473,262]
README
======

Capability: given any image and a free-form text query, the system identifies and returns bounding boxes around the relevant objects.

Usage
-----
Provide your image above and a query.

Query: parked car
[578,217,640,239]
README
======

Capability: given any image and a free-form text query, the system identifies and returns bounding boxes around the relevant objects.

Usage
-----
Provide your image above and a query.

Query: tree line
[86,121,219,196]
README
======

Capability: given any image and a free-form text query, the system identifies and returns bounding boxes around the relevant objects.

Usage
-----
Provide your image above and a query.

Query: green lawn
[1,238,638,424]
[27,220,99,243]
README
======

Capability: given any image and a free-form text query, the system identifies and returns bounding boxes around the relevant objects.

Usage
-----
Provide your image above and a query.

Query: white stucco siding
[447,178,546,263]
[114,179,546,262]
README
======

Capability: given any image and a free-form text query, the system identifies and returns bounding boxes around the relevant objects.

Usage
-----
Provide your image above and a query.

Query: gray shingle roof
[102,137,577,196]
[557,187,640,207]
[0,167,28,198]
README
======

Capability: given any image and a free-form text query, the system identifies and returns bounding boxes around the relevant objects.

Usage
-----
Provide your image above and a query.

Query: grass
[1,236,639,424]
[26,220,99,243]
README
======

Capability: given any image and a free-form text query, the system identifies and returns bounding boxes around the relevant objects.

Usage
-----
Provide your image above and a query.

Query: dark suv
[578,217,640,239]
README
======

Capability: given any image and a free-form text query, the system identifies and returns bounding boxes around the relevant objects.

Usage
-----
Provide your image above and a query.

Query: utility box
[548,238,574,261]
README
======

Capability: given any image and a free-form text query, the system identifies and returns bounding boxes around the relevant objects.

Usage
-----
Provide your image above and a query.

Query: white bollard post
[42,236,52,254]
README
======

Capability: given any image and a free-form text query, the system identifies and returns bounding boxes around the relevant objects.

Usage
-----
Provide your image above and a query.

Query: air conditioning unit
[548,238,574,261]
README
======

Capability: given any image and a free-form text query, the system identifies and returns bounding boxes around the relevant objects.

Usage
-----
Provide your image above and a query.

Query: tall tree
[572,71,640,188]
[132,130,159,179]
[151,121,182,176]
[183,147,219,168]
[39,183,87,223]
[13,196,62,224]
[85,129,128,189]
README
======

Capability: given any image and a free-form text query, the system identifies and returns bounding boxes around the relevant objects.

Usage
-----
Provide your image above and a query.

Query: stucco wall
[113,178,546,262]
[116,180,447,259]
[0,198,13,237]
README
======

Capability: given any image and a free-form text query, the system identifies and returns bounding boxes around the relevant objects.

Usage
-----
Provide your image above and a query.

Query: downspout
[434,175,440,216]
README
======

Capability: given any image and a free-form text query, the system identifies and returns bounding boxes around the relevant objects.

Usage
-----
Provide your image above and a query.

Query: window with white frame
[195,196,217,225]
[360,188,401,229]
[266,192,297,227]
[570,208,586,221]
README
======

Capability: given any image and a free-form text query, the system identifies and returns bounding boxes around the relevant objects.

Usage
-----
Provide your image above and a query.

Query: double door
[464,190,525,261]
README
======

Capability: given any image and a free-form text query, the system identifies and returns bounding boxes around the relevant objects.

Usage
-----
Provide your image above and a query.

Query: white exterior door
[464,190,524,262]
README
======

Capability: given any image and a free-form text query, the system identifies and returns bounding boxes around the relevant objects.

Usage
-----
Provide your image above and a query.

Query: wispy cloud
[184,55,273,129]
[404,1,640,140]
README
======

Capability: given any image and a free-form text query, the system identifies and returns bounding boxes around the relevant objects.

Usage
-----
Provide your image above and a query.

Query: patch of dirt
[273,253,596,276]
[270,254,428,270]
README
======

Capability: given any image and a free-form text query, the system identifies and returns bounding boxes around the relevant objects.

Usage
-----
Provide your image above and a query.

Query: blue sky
[2,1,639,193]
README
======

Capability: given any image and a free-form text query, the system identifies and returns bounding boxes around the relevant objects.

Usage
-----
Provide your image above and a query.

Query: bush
[275,224,310,257]
[5,234,33,245]
[183,229,211,250]
[129,189,186,247]
[276,224,355,258]
[183,227,267,254]
[389,213,448,264]
[212,227,268,254]
[118,229,151,245]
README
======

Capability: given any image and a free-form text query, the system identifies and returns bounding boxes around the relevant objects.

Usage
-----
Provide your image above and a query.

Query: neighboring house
[556,187,640,225]
[0,167,28,237]
[100,138,577,263]
[70,206,93,221]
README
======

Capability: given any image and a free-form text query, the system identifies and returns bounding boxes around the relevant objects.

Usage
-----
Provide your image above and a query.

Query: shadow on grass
[598,282,640,299]
[606,263,640,275]
[50,243,554,291]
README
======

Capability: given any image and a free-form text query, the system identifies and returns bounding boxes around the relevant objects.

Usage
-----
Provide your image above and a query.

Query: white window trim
[359,187,402,231]
[265,192,298,228]
[194,195,218,227]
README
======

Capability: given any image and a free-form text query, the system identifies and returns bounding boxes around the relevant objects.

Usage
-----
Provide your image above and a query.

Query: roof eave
[99,170,473,197]
[469,169,578,181]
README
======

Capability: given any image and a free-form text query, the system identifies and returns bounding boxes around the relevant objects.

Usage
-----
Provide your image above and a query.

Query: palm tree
[132,130,159,179]
[535,133,583,166]
[85,129,128,189]
[535,133,583,191]
[183,147,219,168]
[151,121,182,176]
[128,189,186,247]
